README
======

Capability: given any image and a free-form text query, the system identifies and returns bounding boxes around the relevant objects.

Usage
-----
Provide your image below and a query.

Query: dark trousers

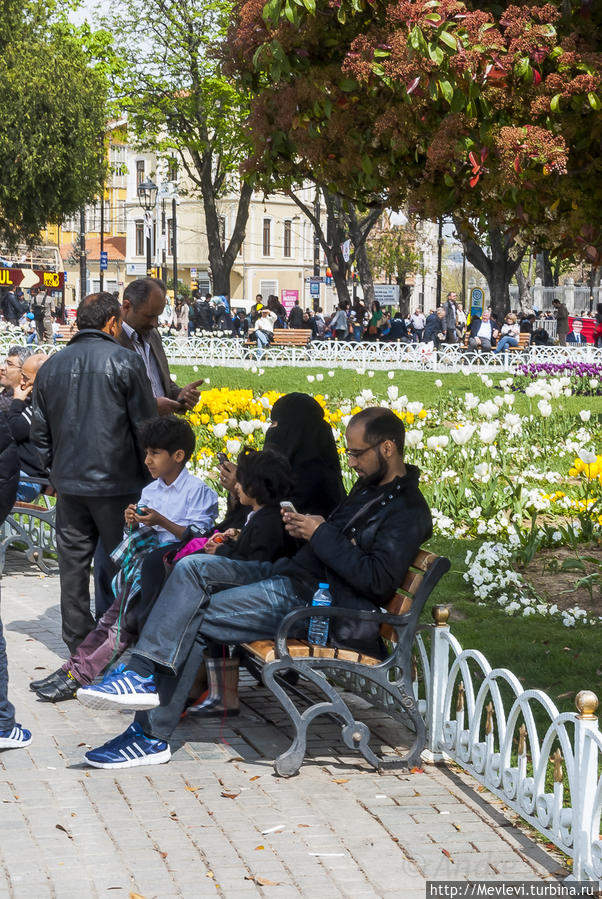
[55,492,138,653]
[0,588,16,732]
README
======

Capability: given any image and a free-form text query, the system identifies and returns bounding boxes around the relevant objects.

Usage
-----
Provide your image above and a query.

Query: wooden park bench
[240,550,450,776]
[246,328,312,348]
[0,478,57,575]
[462,331,530,352]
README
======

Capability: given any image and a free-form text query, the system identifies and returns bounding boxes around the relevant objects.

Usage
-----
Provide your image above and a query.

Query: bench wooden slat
[246,328,311,348]
[241,639,380,667]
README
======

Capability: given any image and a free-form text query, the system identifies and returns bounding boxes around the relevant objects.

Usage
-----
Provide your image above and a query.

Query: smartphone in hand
[216,452,229,465]
[280,501,297,514]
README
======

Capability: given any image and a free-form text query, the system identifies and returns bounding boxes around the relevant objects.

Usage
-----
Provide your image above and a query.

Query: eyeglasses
[345,440,383,459]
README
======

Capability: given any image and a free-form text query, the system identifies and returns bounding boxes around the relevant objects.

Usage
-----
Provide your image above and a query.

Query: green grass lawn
[173,363,602,710]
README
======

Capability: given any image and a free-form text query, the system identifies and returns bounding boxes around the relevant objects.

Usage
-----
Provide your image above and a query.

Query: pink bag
[172,537,210,562]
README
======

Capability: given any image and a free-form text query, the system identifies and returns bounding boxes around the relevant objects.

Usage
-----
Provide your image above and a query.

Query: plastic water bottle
[307,583,332,646]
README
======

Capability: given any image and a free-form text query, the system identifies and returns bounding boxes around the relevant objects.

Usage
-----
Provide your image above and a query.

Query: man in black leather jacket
[80,406,433,769]
[31,293,156,653]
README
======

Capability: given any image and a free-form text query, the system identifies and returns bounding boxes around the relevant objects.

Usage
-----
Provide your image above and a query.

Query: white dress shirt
[139,467,219,543]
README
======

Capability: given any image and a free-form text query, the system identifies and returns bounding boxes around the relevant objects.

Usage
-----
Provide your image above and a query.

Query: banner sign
[281,289,299,312]
[0,267,64,291]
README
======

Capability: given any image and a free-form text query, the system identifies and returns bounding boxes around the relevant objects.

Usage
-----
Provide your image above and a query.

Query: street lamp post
[137,178,158,277]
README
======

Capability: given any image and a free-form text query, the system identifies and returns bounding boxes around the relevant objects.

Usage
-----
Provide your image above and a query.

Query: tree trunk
[346,206,381,308]
[515,267,531,308]
[200,151,252,295]
[454,218,525,323]
[535,250,555,286]
[286,187,351,307]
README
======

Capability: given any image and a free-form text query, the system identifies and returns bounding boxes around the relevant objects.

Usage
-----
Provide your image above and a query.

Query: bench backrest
[380,549,450,641]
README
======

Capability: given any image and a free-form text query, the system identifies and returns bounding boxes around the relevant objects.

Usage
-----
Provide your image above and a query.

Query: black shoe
[30,668,63,692]
[36,670,79,703]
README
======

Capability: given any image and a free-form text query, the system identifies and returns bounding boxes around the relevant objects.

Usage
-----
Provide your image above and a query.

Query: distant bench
[462,331,531,352]
[246,328,312,348]
[240,549,450,776]
[0,478,56,575]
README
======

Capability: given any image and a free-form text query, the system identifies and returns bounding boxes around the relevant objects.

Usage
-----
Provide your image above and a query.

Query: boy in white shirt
[30,416,218,702]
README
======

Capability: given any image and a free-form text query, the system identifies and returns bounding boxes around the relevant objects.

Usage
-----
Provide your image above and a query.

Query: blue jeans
[15,472,41,503]
[494,336,518,354]
[0,589,16,733]
[134,554,306,741]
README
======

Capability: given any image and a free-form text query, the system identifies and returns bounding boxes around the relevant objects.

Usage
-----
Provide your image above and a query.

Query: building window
[103,199,111,233]
[199,275,211,295]
[136,160,145,186]
[262,218,271,256]
[110,144,127,178]
[167,218,174,256]
[118,201,127,232]
[135,220,144,256]
[260,280,277,301]
[283,220,292,257]
[218,216,226,252]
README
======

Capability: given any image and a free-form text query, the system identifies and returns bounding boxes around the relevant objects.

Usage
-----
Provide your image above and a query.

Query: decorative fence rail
[2,331,601,372]
[338,606,601,882]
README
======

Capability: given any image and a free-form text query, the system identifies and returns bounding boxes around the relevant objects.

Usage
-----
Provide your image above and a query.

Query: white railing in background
[2,332,601,373]
[419,611,601,882]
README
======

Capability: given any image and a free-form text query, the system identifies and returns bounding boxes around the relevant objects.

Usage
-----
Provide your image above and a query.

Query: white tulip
[228,418,238,428]
[307,375,315,383]
[407,401,423,415]
[450,425,475,446]
[226,439,241,455]
[474,462,491,480]
[405,429,423,449]
[213,423,228,439]
[316,373,324,381]
[590,379,599,389]
[367,370,375,378]
[579,410,591,422]
[205,378,210,384]
[388,371,395,379]
[494,396,504,407]
[361,389,374,401]
[479,422,498,444]
[435,379,443,388]
[464,393,479,410]
[328,370,335,377]
[239,420,254,435]
[251,366,258,373]
[537,399,552,418]
[260,421,271,435]
[578,449,597,464]
[193,365,199,372]
[260,396,271,408]
[387,385,399,401]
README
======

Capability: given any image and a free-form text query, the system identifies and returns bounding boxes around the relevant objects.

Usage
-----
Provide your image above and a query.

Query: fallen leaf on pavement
[227,757,244,763]
[411,767,424,774]
[245,876,281,886]
[206,871,215,879]
[332,778,349,784]
[169,811,178,819]
[55,824,73,840]
[185,786,201,792]
[130,893,150,899]
[453,823,461,832]
[249,775,260,781]
[221,791,240,799]
[254,845,264,851]
[154,849,168,859]
[442,848,454,863]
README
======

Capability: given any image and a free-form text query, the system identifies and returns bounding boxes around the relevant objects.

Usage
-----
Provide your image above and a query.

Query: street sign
[100,251,108,271]
[470,287,484,318]
[373,283,400,304]
[305,276,324,284]
[310,281,321,297]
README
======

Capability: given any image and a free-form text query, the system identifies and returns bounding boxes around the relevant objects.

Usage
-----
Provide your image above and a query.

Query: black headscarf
[265,392,344,516]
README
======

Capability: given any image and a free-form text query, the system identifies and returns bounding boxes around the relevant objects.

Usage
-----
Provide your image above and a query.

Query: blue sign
[310,281,321,296]
[100,251,108,271]
[470,287,484,318]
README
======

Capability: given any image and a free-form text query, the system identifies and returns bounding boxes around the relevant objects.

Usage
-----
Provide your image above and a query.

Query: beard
[352,446,388,490]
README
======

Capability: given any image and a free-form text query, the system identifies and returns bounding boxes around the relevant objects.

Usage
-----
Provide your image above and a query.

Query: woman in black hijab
[264,392,344,517]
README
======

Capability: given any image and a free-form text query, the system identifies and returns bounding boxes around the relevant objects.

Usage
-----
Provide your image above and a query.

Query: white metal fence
[337,610,601,882]
[2,332,602,373]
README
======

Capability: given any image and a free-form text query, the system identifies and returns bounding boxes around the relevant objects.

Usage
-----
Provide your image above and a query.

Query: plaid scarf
[110,525,167,613]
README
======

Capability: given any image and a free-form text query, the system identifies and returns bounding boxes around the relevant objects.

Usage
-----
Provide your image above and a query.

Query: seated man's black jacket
[215,505,288,563]
[279,464,432,655]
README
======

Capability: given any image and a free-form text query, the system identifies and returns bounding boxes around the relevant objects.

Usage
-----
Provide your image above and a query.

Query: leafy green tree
[103,0,253,296]
[0,1,108,247]
[366,225,422,315]
[228,0,601,319]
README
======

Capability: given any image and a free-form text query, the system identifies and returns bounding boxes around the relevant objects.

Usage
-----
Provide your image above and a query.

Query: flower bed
[185,371,601,628]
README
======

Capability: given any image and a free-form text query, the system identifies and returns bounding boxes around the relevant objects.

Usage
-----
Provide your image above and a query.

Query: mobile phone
[135,505,149,515]
[216,452,229,465]
[280,501,297,514]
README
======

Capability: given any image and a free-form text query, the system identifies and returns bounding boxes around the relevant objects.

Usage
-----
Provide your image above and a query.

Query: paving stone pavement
[0,552,564,899]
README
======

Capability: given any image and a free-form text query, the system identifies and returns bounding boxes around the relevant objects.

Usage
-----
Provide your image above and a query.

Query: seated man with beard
[78,406,433,769]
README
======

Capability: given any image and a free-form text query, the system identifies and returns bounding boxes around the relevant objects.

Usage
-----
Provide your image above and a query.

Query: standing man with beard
[78,407,433,769]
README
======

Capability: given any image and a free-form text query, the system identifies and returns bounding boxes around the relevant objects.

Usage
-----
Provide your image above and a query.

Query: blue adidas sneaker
[0,723,32,750]
[76,665,160,711]
[85,723,171,769]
